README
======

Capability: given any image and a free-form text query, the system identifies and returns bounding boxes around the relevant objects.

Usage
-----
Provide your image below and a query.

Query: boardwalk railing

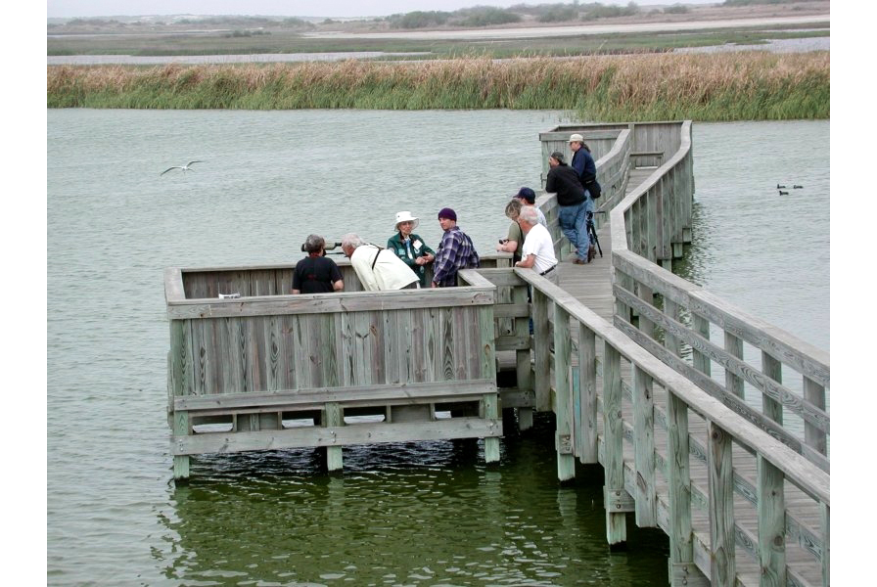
[165,263,501,479]
[606,122,830,473]
[532,121,829,585]
[486,266,829,587]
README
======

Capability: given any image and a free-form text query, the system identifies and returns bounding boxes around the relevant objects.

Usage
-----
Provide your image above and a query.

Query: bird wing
[160,166,180,175]
[186,160,203,167]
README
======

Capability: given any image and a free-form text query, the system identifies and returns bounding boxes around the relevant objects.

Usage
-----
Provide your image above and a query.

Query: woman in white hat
[387,211,435,287]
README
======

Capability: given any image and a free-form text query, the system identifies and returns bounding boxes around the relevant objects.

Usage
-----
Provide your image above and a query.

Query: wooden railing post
[632,365,656,527]
[173,411,190,480]
[603,342,631,545]
[638,283,655,340]
[324,402,343,472]
[480,305,500,463]
[170,320,191,480]
[667,393,708,586]
[615,271,634,325]
[821,503,830,587]
[757,455,786,587]
[708,421,736,586]
[804,376,827,455]
[554,305,575,481]
[481,394,500,463]
[576,325,598,463]
[533,288,552,412]
[724,332,745,398]
[762,351,784,425]
[692,312,711,376]
[514,283,534,430]
[664,298,681,357]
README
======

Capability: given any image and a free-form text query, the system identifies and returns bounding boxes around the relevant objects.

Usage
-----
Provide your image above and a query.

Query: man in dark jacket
[569,133,598,261]
[545,151,589,265]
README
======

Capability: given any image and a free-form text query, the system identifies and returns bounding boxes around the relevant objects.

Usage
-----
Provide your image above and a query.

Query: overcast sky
[47,0,719,19]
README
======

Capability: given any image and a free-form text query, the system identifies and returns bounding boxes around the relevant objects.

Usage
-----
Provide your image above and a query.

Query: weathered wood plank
[554,305,575,480]
[663,298,681,357]
[724,332,745,399]
[167,287,495,320]
[708,421,736,586]
[174,417,503,455]
[762,351,784,426]
[603,341,627,544]
[533,288,551,412]
[667,393,703,585]
[324,402,343,471]
[175,380,498,412]
[492,303,531,319]
[803,376,827,457]
[467,268,526,287]
[577,325,598,463]
[165,267,186,303]
[821,504,830,586]
[692,312,711,376]
[482,394,501,463]
[173,411,190,479]
[638,283,655,340]
[632,365,656,527]
[757,456,786,587]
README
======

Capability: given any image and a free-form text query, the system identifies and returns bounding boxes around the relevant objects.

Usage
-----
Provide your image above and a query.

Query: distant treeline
[50,2,720,32]
[387,3,652,28]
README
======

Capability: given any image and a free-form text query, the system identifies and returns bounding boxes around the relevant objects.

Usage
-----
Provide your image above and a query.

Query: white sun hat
[394,211,419,230]
[568,133,584,144]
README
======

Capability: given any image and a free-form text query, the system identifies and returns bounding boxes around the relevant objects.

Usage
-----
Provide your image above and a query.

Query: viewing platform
[164,121,829,587]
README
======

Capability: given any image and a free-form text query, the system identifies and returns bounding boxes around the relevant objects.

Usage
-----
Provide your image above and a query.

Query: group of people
[292,134,599,294]
[292,207,480,294]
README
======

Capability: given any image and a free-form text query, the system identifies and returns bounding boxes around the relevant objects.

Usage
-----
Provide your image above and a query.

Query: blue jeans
[559,201,589,261]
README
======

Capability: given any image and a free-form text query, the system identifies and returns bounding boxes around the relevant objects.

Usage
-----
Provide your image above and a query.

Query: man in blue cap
[514,187,547,227]
[432,207,480,287]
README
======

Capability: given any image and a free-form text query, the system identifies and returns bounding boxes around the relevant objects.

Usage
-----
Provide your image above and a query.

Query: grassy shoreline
[47,53,830,121]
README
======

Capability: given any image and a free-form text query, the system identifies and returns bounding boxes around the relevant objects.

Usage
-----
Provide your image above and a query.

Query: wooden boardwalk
[165,121,828,587]
[544,166,825,587]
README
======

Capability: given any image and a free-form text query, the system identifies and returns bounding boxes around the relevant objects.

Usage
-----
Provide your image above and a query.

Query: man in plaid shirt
[431,207,480,288]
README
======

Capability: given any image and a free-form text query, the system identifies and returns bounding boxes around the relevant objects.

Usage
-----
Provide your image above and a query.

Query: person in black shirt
[292,234,344,294]
[545,151,590,265]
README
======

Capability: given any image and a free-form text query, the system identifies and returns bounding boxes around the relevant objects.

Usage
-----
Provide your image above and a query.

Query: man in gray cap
[545,151,590,265]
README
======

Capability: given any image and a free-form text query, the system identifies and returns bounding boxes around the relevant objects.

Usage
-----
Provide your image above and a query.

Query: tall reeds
[47,52,829,120]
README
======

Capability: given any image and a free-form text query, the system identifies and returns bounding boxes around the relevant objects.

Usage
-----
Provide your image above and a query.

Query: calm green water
[47,110,828,586]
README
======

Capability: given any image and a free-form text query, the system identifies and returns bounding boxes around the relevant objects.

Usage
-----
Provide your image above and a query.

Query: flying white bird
[160,160,203,175]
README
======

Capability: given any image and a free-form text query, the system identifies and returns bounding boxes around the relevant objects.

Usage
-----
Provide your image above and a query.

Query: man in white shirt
[341,233,419,291]
[514,207,558,285]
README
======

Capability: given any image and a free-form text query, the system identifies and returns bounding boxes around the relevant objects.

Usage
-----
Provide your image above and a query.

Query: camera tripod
[586,212,603,258]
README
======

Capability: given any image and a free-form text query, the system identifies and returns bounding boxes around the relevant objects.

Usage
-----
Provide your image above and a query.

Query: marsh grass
[47,53,829,120]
